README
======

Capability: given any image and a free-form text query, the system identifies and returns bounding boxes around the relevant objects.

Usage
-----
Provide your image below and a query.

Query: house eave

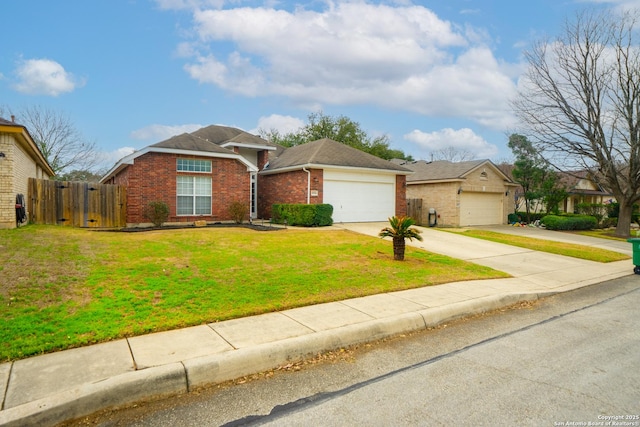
[220,142,277,151]
[100,146,258,183]
[260,163,413,176]
[0,124,55,177]
[407,178,465,185]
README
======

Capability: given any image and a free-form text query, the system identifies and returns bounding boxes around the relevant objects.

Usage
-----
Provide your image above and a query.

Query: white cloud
[250,114,304,135]
[404,128,498,159]
[130,123,204,141]
[171,2,520,131]
[13,58,83,96]
[578,0,640,10]
[95,146,136,172]
[106,146,136,162]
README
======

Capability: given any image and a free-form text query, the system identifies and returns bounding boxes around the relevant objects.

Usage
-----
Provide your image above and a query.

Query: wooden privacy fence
[406,198,423,225]
[28,178,127,228]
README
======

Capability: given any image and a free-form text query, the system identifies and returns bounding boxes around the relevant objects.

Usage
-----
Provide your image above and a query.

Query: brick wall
[112,152,251,226]
[407,165,514,226]
[395,175,407,217]
[0,134,48,229]
[258,169,324,219]
[0,134,14,228]
[407,182,460,227]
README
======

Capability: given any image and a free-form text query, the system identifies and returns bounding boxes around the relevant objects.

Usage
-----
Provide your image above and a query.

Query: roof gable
[191,125,275,149]
[100,125,270,182]
[263,138,411,174]
[401,159,511,183]
[0,116,55,176]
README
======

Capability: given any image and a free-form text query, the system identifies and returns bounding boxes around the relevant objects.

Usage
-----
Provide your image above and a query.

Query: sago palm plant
[379,216,423,261]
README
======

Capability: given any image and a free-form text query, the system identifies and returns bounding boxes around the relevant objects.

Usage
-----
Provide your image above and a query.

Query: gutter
[302,167,311,204]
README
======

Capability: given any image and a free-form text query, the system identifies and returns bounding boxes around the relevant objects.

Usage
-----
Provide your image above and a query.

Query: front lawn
[0,225,508,361]
[449,229,629,263]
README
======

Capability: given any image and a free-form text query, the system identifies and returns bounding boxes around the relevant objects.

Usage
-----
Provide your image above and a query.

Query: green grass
[448,229,629,263]
[572,229,630,241]
[0,225,508,361]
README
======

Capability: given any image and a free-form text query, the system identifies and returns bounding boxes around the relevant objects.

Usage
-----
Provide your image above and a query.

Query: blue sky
[1,0,637,171]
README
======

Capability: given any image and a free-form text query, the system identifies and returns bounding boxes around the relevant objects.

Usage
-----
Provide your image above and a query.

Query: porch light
[0,152,5,160]
[457,187,463,194]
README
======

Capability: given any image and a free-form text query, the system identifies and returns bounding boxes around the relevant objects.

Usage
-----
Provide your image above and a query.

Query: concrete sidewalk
[0,224,634,427]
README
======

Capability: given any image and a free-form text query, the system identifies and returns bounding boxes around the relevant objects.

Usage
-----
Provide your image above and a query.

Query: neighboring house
[101,127,411,226]
[559,171,614,213]
[497,164,614,215]
[0,117,55,229]
[259,138,412,223]
[398,159,517,227]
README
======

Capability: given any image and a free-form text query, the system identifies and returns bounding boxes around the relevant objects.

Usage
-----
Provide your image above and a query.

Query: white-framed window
[177,176,212,215]
[177,158,211,173]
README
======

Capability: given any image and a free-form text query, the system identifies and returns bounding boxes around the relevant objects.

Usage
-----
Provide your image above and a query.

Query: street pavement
[0,224,634,427]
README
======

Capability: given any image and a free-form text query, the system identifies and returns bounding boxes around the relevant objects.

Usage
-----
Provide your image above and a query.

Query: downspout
[303,167,311,204]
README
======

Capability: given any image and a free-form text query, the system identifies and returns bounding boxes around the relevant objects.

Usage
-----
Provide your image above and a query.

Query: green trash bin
[627,238,640,274]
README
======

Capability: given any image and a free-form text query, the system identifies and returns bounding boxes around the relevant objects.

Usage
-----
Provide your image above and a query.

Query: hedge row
[540,214,597,230]
[272,204,333,227]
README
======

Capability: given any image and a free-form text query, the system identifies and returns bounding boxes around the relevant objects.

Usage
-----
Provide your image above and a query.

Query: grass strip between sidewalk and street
[0,225,509,361]
[446,229,629,263]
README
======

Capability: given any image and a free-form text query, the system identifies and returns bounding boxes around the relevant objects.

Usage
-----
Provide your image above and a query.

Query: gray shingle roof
[400,159,499,182]
[151,133,234,155]
[264,138,411,173]
[191,125,274,147]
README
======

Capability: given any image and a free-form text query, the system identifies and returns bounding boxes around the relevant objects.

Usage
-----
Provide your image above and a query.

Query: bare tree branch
[512,9,640,237]
[1,105,99,175]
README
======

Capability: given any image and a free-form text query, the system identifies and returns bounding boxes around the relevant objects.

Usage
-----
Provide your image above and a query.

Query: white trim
[220,142,277,151]
[260,163,412,176]
[100,146,258,183]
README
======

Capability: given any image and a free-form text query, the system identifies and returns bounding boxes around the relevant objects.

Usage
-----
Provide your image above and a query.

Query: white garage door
[460,192,504,226]
[324,170,396,223]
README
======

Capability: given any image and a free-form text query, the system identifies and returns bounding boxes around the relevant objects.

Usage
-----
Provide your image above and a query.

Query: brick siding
[258,169,324,219]
[111,152,250,225]
[395,175,407,217]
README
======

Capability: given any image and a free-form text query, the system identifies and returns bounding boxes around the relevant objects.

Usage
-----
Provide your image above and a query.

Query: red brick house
[101,126,411,226]
[260,138,411,223]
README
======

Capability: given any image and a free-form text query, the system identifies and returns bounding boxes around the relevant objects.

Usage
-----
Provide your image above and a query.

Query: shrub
[143,201,170,227]
[576,203,606,225]
[540,214,597,230]
[228,201,249,224]
[516,211,545,223]
[272,204,333,226]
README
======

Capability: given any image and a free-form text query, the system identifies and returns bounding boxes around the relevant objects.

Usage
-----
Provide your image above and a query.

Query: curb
[0,292,546,427]
[0,363,187,427]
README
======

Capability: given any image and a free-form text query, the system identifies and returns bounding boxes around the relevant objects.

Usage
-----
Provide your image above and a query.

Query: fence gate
[28,178,127,228]
[406,198,423,225]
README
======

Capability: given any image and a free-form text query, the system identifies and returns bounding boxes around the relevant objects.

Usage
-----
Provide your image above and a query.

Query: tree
[508,134,545,222]
[512,9,640,237]
[429,147,476,162]
[1,105,99,175]
[260,112,414,161]
[539,170,568,215]
[378,216,423,261]
[56,169,105,182]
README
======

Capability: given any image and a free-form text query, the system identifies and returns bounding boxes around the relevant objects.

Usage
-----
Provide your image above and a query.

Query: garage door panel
[324,174,395,223]
[460,193,503,226]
